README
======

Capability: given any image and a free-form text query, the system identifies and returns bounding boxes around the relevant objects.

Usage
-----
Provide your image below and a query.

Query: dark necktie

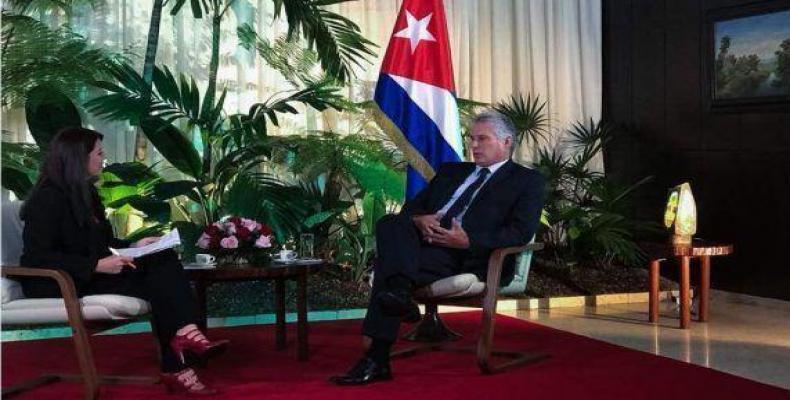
[440,168,490,228]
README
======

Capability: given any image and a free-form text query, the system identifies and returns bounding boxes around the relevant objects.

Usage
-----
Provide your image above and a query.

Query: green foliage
[773,39,790,91]
[169,0,212,18]
[3,0,103,16]
[222,172,310,242]
[273,131,404,201]
[0,140,41,199]
[24,84,83,149]
[1,12,126,107]
[1,84,83,199]
[99,162,198,224]
[138,117,203,178]
[530,120,657,267]
[494,93,548,146]
[238,26,323,87]
[271,0,377,84]
[268,131,404,280]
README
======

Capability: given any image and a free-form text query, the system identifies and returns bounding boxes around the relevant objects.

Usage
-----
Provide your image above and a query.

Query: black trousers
[362,214,467,342]
[82,250,198,373]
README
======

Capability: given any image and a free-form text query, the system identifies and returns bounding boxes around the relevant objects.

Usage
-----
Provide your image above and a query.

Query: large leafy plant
[81,0,376,247]
[268,130,404,280]
[533,120,656,266]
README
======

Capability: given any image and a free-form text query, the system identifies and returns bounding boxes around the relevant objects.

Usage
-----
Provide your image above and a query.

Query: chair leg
[476,301,496,373]
[402,303,462,343]
[476,300,547,374]
[65,303,101,400]
[1,375,62,398]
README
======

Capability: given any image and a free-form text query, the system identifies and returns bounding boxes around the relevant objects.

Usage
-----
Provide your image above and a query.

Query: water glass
[299,233,315,259]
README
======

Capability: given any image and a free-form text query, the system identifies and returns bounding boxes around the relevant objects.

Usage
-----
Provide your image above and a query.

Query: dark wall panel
[603,0,790,300]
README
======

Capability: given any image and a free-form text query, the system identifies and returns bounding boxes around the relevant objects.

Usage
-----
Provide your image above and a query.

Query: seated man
[330,110,546,385]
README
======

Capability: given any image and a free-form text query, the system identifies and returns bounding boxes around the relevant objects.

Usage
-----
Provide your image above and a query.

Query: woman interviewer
[20,128,226,396]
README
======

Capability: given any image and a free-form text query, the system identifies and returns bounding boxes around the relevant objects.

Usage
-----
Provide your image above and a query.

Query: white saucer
[184,262,217,269]
[271,258,323,266]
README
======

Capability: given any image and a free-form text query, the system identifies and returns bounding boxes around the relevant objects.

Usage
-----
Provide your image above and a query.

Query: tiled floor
[500,290,790,390]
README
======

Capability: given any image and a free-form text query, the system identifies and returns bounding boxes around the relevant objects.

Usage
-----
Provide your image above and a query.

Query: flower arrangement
[196,216,275,264]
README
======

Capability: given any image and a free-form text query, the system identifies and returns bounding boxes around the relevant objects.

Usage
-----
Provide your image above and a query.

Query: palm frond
[1,12,127,107]
[272,0,376,83]
[573,213,647,266]
[169,0,211,18]
[4,0,102,16]
[246,78,350,136]
[222,172,310,241]
[237,25,323,87]
[494,93,549,146]
[87,64,221,130]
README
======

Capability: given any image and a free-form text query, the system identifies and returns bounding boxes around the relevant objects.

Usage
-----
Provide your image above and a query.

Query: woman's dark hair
[25,127,105,227]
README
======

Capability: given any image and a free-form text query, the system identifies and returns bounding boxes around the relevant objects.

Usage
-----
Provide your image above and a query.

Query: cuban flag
[374,0,464,200]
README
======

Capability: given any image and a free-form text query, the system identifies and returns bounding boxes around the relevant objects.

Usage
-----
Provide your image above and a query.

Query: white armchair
[1,201,154,400]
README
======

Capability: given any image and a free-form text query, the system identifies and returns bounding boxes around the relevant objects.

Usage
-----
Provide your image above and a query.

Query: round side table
[645,240,734,329]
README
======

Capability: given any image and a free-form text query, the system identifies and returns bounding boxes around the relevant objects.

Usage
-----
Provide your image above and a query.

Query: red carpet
[3,312,788,399]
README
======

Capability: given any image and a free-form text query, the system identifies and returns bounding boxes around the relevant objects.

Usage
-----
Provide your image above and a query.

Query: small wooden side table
[645,240,733,329]
[185,259,325,360]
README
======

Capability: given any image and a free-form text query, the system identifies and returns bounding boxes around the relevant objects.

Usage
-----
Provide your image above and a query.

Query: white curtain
[1,0,601,168]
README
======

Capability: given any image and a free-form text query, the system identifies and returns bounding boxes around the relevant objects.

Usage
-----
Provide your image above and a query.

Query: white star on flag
[394,11,436,53]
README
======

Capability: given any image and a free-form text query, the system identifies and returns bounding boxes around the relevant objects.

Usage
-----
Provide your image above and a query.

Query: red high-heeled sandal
[160,368,217,396]
[170,327,229,364]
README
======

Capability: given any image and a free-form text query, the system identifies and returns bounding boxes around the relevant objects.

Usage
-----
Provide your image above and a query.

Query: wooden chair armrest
[483,242,544,307]
[1,266,80,305]
[485,242,544,284]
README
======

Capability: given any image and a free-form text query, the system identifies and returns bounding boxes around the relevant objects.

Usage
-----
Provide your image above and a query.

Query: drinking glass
[299,233,315,259]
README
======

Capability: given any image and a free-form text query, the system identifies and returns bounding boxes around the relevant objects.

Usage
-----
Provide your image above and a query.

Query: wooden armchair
[1,201,156,400]
[393,241,546,374]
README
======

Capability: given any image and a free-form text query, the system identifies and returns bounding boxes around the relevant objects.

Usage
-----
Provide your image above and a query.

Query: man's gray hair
[473,110,517,142]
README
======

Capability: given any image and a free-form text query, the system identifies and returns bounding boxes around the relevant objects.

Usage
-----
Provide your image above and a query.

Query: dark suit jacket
[20,183,131,297]
[400,160,545,284]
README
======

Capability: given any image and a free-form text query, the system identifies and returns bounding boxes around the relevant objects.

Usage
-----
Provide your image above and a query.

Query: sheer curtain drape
[1,0,601,167]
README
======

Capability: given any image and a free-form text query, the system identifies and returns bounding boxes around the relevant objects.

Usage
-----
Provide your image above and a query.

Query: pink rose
[220,235,239,249]
[196,233,211,249]
[241,218,258,232]
[254,235,272,248]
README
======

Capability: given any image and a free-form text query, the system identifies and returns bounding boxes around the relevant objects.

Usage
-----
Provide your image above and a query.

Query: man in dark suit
[330,110,545,385]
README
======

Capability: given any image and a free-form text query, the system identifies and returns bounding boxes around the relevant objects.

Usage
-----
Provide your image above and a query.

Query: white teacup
[277,249,297,261]
[195,254,216,265]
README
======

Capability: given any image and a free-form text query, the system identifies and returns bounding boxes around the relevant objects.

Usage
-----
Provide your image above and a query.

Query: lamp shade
[664,182,697,245]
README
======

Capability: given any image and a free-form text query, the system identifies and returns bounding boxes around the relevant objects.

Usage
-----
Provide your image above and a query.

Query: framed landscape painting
[706,1,790,110]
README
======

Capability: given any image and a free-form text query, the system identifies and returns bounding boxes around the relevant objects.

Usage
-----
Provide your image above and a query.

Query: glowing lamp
[663,182,697,246]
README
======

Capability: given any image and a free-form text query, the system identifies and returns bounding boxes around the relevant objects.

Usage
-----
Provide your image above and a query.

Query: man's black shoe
[376,290,420,322]
[329,357,392,386]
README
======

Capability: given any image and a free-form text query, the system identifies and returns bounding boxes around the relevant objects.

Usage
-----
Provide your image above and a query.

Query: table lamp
[663,182,697,246]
